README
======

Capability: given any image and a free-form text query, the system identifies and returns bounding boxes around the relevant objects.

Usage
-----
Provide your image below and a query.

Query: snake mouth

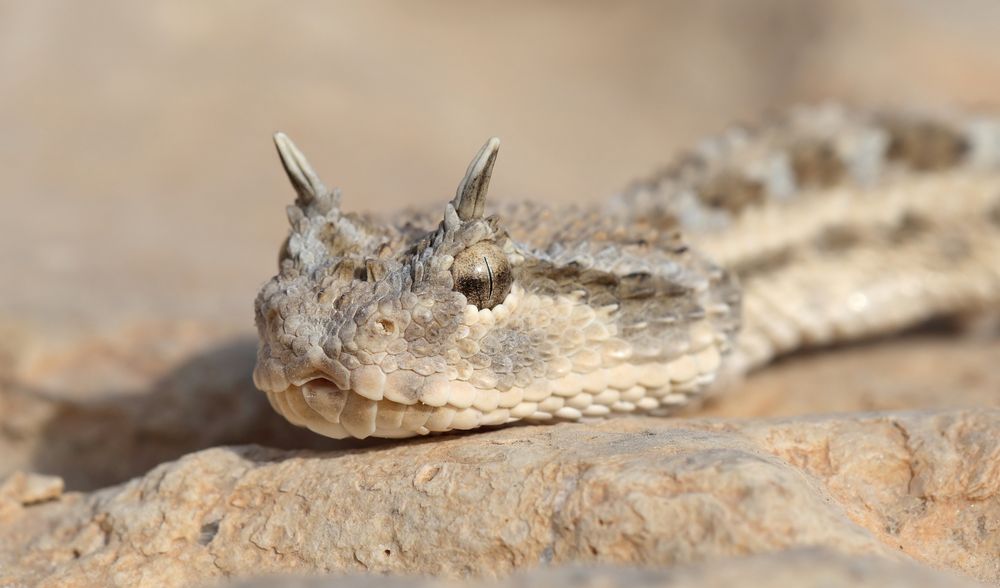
[264,377,517,440]
[256,303,728,440]
[263,337,725,440]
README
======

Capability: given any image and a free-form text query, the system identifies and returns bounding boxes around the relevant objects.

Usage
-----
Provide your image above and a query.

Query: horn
[452,137,500,221]
[273,132,334,208]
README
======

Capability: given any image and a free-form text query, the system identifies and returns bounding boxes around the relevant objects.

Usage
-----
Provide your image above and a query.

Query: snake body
[253,105,1000,439]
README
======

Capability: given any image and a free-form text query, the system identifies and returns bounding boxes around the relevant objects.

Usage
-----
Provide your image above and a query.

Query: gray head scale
[254,136,524,438]
[254,135,737,440]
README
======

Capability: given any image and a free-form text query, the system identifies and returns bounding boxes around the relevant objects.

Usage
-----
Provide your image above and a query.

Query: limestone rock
[0,472,63,505]
[230,549,985,588]
[0,322,349,491]
[2,410,997,587]
[3,321,996,493]
[0,471,63,520]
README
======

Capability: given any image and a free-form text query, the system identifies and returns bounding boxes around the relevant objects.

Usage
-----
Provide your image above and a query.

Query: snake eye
[451,242,512,310]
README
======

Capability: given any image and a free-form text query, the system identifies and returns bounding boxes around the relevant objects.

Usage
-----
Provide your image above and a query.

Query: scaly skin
[253,104,1000,439]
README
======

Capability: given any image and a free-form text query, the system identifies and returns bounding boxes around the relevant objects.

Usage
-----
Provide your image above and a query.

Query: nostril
[376,318,396,334]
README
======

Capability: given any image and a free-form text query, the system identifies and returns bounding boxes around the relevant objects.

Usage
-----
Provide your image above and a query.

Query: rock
[0,471,63,520]
[229,549,985,588]
[0,322,354,491]
[3,4,1000,587]
[0,472,63,505]
[4,321,996,493]
[2,410,997,587]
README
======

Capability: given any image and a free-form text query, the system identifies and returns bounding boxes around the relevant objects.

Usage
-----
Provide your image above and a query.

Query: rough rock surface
[2,409,997,587]
[0,323,346,492]
[3,323,996,493]
[230,550,986,588]
[4,3,1000,587]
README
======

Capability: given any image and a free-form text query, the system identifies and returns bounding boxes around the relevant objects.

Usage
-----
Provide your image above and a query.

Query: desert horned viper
[253,105,1000,439]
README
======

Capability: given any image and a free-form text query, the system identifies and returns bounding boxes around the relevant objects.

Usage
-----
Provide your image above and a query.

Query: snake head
[254,135,737,439]
[254,136,533,438]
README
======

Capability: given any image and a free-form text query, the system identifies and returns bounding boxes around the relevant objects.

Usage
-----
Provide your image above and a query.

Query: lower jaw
[264,345,722,440]
[265,383,516,439]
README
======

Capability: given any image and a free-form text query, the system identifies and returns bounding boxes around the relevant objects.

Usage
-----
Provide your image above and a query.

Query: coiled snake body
[253,105,1000,439]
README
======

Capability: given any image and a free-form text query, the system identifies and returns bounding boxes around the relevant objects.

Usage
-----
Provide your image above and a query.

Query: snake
[252,104,1000,439]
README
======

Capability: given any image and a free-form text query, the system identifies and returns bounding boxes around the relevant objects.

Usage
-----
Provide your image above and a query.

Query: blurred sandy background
[3,0,1000,333]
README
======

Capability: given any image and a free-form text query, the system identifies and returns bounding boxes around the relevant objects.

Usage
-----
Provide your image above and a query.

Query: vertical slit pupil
[483,256,494,300]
